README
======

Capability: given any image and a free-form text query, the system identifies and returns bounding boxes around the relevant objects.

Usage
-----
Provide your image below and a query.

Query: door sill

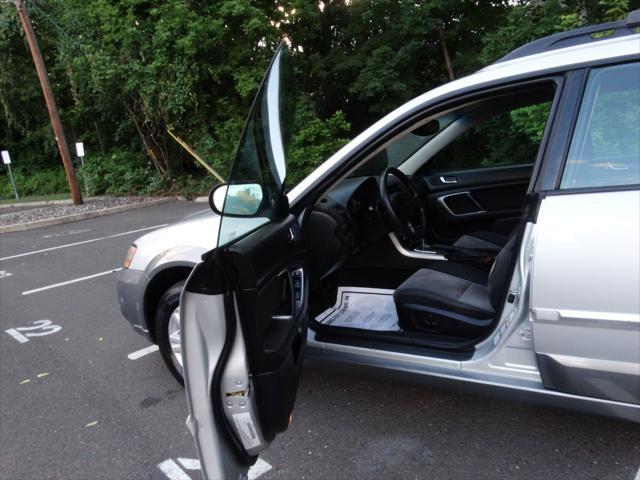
[311,321,476,361]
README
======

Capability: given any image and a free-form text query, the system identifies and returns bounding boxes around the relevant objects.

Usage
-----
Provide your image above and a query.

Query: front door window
[218,45,297,246]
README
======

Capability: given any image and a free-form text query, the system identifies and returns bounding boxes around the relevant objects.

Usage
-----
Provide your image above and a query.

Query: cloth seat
[452,230,508,253]
[394,235,516,338]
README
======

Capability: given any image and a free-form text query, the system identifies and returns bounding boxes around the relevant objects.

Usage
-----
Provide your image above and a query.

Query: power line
[29,0,97,54]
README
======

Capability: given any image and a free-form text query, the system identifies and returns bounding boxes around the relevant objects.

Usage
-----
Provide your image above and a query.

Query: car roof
[496,9,640,63]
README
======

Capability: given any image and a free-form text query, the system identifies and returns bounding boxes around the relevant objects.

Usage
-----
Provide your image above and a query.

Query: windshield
[349,113,459,177]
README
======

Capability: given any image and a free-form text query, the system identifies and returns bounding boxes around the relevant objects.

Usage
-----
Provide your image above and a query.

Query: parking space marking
[0,224,168,262]
[248,459,273,479]
[177,458,200,470]
[157,459,190,480]
[22,268,122,296]
[128,345,159,360]
[634,466,640,480]
[5,328,29,343]
[157,457,272,480]
[5,319,62,342]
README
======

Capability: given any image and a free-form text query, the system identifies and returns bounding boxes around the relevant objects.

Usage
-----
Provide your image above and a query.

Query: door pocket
[259,266,305,353]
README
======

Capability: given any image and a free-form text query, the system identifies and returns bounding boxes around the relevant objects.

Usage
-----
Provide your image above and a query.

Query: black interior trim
[424,165,533,192]
[312,320,476,359]
[214,215,309,443]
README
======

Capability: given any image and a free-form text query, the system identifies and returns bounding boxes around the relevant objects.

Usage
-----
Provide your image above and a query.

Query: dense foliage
[0,0,636,199]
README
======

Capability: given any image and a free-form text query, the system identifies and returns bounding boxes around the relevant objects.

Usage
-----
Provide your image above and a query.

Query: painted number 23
[5,320,61,344]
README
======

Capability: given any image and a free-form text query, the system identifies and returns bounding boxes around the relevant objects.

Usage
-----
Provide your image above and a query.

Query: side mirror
[208,183,264,217]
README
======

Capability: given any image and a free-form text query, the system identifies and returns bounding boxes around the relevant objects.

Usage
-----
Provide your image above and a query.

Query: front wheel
[154,280,186,385]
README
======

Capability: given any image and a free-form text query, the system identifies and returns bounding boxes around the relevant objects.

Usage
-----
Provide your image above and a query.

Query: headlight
[123,244,137,269]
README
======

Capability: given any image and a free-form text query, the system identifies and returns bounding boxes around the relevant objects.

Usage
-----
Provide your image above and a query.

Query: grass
[0,193,71,205]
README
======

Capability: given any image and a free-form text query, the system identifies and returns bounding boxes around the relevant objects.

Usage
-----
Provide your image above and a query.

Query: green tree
[1,0,638,199]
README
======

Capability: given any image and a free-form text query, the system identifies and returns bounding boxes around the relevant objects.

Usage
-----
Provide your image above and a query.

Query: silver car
[118,13,640,479]
[118,209,216,381]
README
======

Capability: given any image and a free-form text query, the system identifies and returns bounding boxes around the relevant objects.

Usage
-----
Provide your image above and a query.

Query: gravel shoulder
[0,196,161,226]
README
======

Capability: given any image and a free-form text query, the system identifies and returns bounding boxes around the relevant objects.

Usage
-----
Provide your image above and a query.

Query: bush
[0,167,68,199]
[0,150,222,200]
[80,150,163,196]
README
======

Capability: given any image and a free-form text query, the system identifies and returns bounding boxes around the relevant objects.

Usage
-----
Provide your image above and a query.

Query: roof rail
[496,9,640,64]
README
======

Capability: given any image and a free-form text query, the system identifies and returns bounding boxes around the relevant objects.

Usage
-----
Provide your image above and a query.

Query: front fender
[144,245,206,280]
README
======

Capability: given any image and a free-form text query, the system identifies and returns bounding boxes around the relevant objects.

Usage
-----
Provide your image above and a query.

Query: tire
[154,280,186,386]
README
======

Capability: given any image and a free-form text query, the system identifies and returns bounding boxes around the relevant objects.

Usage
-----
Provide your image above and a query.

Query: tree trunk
[439,27,455,81]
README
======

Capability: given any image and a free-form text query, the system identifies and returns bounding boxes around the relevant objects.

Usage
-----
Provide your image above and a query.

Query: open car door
[181,45,307,479]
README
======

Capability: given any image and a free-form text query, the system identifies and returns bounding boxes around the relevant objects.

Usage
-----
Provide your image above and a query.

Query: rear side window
[561,62,640,189]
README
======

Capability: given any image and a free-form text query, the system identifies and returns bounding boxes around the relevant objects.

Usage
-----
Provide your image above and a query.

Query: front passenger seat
[394,234,517,338]
[452,230,509,253]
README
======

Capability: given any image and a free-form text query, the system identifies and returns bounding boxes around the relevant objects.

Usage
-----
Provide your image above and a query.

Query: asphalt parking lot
[1,200,639,480]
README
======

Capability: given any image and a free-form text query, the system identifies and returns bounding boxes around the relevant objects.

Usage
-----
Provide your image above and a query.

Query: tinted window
[428,98,552,174]
[350,114,458,177]
[217,45,298,247]
[561,62,640,189]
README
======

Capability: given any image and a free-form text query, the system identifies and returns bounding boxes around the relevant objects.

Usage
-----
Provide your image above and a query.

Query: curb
[0,197,102,209]
[0,198,173,234]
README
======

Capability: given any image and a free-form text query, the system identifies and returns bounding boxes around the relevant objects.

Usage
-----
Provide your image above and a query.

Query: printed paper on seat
[316,286,400,331]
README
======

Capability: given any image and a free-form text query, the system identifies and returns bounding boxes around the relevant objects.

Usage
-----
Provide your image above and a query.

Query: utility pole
[13,0,83,204]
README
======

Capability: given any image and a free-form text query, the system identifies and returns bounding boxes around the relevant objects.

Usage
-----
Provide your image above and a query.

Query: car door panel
[424,164,533,193]
[181,287,249,479]
[181,43,308,479]
[224,214,307,439]
[530,191,640,405]
[182,214,307,479]
[422,164,531,241]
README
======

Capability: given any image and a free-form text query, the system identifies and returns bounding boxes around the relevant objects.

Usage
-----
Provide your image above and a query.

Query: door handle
[440,176,459,184]
[272,267,304,321]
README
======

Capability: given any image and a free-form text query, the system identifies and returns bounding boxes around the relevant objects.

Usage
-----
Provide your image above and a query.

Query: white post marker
[1,150,19,200]
[75,142,89,196]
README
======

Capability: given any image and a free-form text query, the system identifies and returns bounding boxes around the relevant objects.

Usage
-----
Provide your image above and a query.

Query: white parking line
[157,459,190,480]
[22,268,122,296]
[5,328,29,343]
[248,459,273,479]
[157,457,272,480]
[634,466,640,480]
[128,345,159,360]
[177,458,200,470]
[0,224,168,262]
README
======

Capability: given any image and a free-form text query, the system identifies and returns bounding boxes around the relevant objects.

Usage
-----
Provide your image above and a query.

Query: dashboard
[303,176,387,279]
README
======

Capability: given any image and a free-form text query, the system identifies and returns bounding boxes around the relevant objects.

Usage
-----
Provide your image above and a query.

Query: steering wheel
[378,167,427,241]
